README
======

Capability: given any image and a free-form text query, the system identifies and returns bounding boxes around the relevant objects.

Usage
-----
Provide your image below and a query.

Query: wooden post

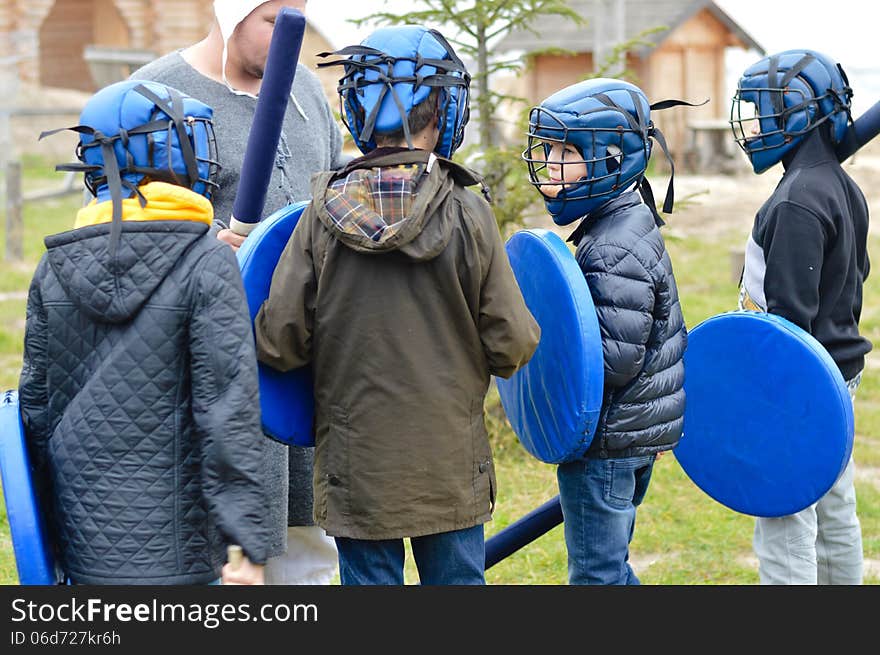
[5,160,22,262]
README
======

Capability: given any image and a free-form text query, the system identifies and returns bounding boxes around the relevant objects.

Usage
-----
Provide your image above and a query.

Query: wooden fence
[2,107,84,262]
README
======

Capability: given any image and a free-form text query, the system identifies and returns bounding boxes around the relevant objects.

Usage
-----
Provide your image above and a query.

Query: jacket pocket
[604,456,654,509]
[471,398,495,515]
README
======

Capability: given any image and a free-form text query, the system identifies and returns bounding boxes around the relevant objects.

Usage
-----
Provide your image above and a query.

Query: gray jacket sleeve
[189,247,269,565]
[579,241,655,390]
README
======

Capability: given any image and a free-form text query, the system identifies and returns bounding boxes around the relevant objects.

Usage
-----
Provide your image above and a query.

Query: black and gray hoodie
[739,125,872,381]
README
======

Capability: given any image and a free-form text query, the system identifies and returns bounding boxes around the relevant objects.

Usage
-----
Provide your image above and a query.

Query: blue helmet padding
[675,311,853,517]
[321,25,470,158]
[236,202,315,447]
[76,79,218,200]
[525,78,653,225]
[496,229,604,464]
[732,49,852,173]
[360,27,442,134]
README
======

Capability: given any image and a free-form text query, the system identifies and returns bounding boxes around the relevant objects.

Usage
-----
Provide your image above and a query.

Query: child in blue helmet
[523,78,689,585]
[19,79,268,585]
[253,24,540,585]
[731,49,871,584]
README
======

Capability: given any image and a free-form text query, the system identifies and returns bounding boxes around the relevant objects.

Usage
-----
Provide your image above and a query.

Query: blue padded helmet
[730,49,853,174]
[44,79,219,206]
[317,25,470,158]
[524,78,659,226]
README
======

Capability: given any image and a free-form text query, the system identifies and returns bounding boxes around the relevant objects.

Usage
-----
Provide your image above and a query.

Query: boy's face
[731,98,763,142]
[540,141,587,198]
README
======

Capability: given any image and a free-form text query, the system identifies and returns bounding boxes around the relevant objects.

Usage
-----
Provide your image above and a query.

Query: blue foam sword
[228,7,306,236]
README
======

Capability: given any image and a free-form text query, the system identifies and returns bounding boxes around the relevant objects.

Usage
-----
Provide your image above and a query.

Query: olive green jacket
[254,149,540,539]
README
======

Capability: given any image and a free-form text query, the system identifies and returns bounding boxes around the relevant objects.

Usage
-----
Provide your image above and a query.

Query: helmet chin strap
[591,93,707,227]
[645,98,709,226]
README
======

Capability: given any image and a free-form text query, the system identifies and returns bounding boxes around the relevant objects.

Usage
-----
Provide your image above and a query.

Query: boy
[731,49,871,584]
[523,78,688,584]
[254,25,540,585]
[19,79,267,585]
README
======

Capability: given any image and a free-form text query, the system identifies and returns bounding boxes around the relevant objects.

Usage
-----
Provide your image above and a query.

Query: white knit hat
[213,1,270,96]
[212,1,308,116]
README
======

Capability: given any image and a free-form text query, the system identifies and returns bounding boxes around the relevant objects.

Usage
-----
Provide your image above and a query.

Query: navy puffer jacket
[569,191,687,458]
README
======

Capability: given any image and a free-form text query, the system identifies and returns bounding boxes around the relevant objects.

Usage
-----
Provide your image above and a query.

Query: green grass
[0,155,878,585]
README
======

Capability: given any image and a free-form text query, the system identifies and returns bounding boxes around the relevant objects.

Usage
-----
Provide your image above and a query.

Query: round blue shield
[237,202,315,447]
[676,311,854,517]
[496,229,604,464]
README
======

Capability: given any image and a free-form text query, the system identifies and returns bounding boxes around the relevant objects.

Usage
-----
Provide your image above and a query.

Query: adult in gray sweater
[131,0,346,585]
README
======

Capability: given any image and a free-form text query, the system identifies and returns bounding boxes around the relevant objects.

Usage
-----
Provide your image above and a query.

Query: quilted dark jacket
[569,191,687,458]
[19,208,269,584]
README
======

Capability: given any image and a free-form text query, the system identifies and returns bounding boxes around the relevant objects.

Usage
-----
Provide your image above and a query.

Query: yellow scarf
[74,181,214,229]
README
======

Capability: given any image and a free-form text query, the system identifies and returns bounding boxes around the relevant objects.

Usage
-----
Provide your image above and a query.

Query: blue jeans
[557,455,655,585]
[335,525,486,585]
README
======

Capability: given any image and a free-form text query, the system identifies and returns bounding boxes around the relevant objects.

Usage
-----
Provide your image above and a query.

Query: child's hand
[217,228,246,252]
[222,545,265,585]
[222,559,264,585]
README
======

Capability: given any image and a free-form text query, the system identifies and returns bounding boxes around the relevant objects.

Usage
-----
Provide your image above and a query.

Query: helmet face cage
[730,85,823,160]
[524,105,641,202]
[729,50,853,173]
[523,99,651,225]
[437,80,470,157]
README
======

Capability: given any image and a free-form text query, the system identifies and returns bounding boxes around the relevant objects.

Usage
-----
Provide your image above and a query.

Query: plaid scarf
[325,163,427,242]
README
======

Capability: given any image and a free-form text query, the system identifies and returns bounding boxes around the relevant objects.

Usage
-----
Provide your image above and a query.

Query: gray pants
[753,375,863,584]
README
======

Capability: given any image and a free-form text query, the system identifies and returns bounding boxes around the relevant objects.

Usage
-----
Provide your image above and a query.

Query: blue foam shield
[0,390,58,584]
[676,311,854,517]
[496,229,604,464]
[237,201,315,447]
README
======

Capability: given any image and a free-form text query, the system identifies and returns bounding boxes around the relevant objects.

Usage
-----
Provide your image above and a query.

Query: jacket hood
[311,148,486,262]
[782,121,837,172]
[45,183,211,324]
[74,181,213,228]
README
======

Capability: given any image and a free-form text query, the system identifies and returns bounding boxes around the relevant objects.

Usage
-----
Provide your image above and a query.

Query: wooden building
[0,0,338,100]
[496,0,764,163]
